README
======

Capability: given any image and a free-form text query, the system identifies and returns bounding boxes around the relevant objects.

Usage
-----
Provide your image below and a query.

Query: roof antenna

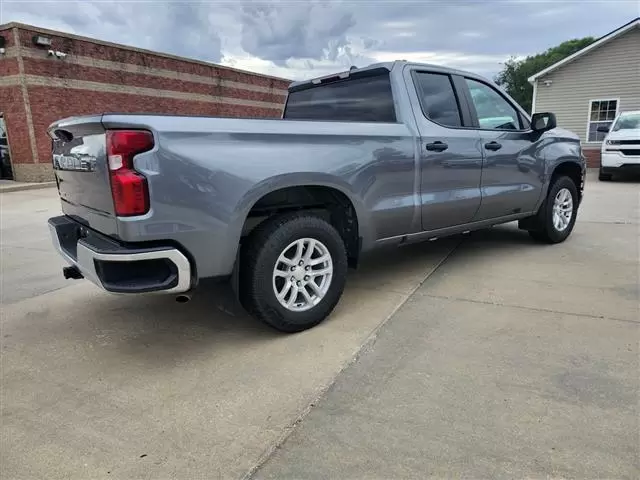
[349,65,357,71]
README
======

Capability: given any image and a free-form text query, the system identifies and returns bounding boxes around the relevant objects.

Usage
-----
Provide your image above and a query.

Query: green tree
[495,37,595,113]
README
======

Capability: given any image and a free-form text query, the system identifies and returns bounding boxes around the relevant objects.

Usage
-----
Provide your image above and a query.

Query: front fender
[535,136,584,211]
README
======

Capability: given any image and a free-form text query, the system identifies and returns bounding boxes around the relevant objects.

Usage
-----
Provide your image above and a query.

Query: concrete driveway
[256,175,639,479]
[1,188,458,479]
[1,174,638,479]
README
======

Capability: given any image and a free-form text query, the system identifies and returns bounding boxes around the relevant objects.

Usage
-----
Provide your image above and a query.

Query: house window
[587,99,618,142]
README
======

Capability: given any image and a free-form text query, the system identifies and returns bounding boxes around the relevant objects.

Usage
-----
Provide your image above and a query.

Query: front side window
[611,111,640,131]
[587,99,618,141]
[413,72,462,127]
[465,78,520,130]
[284,73,396,123]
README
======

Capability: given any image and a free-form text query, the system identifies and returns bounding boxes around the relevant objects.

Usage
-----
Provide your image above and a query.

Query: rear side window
[413,72,462,127]
[284,74,396,123]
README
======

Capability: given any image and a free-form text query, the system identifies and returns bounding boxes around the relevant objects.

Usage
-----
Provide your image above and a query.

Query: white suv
[599,110,640,181]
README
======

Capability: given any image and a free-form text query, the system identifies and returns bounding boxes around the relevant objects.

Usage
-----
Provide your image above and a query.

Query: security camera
[0,48,5,55]
[543,80,553,87]
[48,50,67,59]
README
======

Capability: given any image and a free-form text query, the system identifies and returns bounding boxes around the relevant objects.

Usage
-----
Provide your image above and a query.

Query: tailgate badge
[53,153,97,172]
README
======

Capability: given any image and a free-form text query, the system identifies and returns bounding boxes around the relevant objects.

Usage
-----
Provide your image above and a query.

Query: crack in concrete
[422,293,640,325]
[578,220,638,225]
[243,237,466,480]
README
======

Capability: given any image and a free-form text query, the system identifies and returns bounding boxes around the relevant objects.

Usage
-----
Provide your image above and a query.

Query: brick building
[0,22,289,182]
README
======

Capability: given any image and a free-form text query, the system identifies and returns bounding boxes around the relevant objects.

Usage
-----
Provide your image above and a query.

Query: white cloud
[221,50,362,81]
[460,31,486,38]
[369,50,520,75]
[381,21,416,29]
[392,31,416,38]
[2,0,638,82]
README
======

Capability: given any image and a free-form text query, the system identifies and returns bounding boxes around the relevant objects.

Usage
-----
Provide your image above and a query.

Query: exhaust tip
[63,266,84,280]
[175,294,192,304]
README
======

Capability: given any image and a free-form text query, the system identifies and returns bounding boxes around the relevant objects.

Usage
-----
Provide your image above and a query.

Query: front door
[463,78,545,220]
[408,69,483,231]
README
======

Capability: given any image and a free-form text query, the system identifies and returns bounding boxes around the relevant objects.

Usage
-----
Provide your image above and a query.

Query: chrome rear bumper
[48,216,192,294]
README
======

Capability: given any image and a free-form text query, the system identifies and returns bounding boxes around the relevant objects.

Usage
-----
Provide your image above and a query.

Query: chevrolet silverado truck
[597,110,640,181]
[47,61,585,332]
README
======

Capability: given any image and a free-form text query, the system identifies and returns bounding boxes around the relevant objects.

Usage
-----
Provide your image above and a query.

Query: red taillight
[106,130,154,216]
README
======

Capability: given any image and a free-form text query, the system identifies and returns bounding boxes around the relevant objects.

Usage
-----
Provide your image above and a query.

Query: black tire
[528,230,547,242]
[526,175,579,244]
[240,212,348,333]
[598,169,612,181]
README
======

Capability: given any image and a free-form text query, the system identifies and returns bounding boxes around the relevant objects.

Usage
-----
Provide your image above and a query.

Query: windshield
[612,112,640,131]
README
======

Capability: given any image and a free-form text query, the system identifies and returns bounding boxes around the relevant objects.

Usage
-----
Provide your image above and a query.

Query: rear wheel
[240,212,348,333]
[525,175,578,244]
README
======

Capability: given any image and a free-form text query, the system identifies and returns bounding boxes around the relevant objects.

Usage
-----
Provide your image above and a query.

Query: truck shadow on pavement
[72,224,553,364]
[607,174,640,183]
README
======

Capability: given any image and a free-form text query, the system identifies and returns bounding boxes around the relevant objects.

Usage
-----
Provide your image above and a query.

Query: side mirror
[596,125,610,133]
[531,112,557,132]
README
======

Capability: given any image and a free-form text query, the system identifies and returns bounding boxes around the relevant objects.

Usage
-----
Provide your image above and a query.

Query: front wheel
[240,212,348,333]
[525,175,579,244]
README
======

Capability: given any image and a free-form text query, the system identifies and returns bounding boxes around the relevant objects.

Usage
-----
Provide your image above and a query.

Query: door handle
[484,141,502,151]
[426,141,448,152]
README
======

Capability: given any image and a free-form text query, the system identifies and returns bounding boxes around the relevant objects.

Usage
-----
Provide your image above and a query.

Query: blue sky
[1,1,637,80]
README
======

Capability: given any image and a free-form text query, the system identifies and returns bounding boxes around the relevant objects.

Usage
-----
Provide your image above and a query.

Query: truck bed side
[71,115,418,278]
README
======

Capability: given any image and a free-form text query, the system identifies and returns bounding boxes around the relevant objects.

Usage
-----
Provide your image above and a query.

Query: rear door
[405,67,483,231]
[461,77,544,220]
[284,68,417,240]
[49,115,118,236]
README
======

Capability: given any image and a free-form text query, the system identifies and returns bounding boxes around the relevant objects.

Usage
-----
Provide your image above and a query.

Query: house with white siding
[529,18,640,168]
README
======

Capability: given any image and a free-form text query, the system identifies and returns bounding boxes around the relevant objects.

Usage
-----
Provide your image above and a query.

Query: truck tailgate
[49,115,118,236]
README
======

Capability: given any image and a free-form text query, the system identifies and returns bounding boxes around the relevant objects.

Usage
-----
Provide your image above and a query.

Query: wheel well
[243,186,361,266]
[552,162,582,201]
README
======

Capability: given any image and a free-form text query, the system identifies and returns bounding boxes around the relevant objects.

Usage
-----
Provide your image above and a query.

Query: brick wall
[22,58,285,104]
[0,26,15,47]
[15,28,288,89]
[0,57,19,76]
[583,148,601,168]
[0,86,33,166]
[27,86,283,176]
[0,23,290,182]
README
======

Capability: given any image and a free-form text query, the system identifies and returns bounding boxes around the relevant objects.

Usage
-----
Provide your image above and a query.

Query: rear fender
[221,173,373,276]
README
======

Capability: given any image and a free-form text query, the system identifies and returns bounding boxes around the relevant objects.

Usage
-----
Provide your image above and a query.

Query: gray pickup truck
[48,60,585,332]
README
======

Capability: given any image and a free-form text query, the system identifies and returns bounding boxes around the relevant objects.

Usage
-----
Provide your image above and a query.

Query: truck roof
[288,60,483,92]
